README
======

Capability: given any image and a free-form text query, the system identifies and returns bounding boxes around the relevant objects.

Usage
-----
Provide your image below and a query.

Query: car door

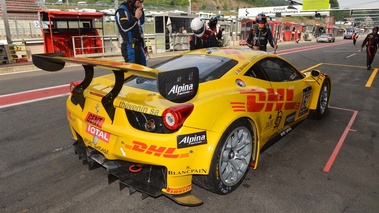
[255,57,312,138]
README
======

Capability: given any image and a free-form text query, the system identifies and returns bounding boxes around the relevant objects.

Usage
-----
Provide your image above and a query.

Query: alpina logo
[168,83,193,96]
[177,131,207,148]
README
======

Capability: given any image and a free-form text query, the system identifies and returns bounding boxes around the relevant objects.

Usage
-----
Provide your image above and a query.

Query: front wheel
[193,119,256,194]
[310,79,330,119]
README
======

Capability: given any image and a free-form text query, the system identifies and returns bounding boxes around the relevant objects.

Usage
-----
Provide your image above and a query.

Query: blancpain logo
[177,132,207,148]
[168,83,193,96]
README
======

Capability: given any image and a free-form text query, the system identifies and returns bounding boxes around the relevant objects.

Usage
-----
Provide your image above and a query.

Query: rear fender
[307,72,331,110]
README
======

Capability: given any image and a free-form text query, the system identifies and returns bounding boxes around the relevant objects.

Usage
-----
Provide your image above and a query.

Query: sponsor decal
[166,185,192,194]
[168,168,207,175]
[235,61,250,75]
[222,49,245,60]
[273,110,283,130]
[264,114,274,130]
[125,141,190,158]
[83,138,109,155]
[93,144,109,155]
[299,86,312,116]
[285,112,296,126]
[95,104,100,114]
[86,124,110,142]
[280,126,292,137]
[177,131,207,148]
[119,101,159,115]
[85,112,105,128]
[232,87,300,113]
[167,82,194,97]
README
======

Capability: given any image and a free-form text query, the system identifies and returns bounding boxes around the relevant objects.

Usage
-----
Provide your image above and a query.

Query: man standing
[246,13,278,52]
[360,27,379,70]
[115,0,147,65]
[207,17,224,46]
[352,31,358,46]
[189,17,219,50]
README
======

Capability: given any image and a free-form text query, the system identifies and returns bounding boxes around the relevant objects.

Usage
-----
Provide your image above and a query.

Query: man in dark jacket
[360,27,379,70]
[115,0,147,65]
[246,13,278,52]
[207,17,224,46]
[189,17,219,50]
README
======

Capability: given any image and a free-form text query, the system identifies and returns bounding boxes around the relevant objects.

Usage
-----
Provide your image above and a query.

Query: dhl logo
[125,141,190,158]
[231,88,300,112]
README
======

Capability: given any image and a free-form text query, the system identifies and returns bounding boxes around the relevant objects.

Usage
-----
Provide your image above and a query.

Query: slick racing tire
[193,119,255,194]
[311,79,330,120]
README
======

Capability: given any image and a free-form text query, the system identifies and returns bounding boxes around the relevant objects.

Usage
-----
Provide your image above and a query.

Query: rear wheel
[310,79,330,119]
[193,119,256,194]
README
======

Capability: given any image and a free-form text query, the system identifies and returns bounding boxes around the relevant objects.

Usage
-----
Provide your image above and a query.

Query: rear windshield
[124,55,238,91]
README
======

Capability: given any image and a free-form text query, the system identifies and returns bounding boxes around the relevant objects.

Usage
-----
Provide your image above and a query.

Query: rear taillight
[162,104,194,131]
[69,81,82,93]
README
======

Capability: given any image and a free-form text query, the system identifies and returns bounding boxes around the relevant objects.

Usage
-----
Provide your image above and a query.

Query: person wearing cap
[115,0,147,65]
[246,13,278,52]
[189,17,220,50]
[360,27,379,70]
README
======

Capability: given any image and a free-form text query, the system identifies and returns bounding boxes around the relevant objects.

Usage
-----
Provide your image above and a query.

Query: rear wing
[32,53,199,121]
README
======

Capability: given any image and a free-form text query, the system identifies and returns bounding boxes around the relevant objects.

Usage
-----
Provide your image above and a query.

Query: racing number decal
[299,86,312,116]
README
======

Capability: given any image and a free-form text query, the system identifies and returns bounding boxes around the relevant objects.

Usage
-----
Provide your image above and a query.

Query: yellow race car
[32,47,331,206]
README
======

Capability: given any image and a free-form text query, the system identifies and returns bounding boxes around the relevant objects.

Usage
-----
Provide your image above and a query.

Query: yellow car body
[32,48,331,206]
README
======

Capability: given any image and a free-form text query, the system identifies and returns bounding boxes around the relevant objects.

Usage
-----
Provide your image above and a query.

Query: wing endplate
[157,67,199,103]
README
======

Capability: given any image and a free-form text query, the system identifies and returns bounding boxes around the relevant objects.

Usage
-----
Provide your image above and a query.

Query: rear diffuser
[73,139,203,206]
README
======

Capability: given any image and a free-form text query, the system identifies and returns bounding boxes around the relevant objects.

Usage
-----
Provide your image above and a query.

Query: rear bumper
[73,137,203,206]
[74,138,166,197]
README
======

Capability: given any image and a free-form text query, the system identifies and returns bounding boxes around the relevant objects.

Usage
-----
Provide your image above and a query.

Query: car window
[154,55,238,82]
[125,55,238,91]
[258,58,303,82]
[244,64,269,80]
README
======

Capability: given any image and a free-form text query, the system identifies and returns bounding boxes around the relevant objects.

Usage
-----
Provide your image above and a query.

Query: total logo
[86,124,110,143]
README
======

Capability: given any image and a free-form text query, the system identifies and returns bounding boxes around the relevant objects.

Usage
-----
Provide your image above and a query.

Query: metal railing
[71,35,120,58]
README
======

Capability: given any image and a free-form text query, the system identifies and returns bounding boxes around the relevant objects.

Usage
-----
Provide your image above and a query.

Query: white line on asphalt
[346,53,356,58]
[0,94,68,109]
[0,84,69,97]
